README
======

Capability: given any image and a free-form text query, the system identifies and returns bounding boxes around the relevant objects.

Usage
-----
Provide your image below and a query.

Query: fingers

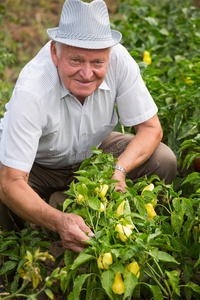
[74,215,95,238]
[115,186,126,193]
[111,172,127,193]
[114,181,127,193]
[58,213,95,253]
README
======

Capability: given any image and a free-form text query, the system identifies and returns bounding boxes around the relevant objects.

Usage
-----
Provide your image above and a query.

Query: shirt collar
[59,78,110,100]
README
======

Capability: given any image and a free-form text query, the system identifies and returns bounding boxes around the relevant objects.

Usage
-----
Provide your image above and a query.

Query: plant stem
[143,268,168,297]
[95,212,100,232]
[1,280,29,299]
[153,259,173,299]
[86,207,95,233]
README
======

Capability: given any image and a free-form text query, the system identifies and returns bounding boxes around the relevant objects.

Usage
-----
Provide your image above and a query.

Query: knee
[155,143,177,184]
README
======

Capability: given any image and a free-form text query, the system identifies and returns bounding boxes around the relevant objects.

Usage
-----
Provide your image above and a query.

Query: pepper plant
[58,148,200,300]
[111,0,200,162]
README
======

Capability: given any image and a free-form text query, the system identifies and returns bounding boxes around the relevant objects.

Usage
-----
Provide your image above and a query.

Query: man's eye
[94,61,103,66]
[72,59,79,63]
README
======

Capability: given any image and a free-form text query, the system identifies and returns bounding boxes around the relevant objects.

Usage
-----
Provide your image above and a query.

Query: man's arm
[112,114,163,192]
[0,165,94,253]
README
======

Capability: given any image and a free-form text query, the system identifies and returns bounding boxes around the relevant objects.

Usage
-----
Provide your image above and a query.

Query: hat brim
[47,28,122,49]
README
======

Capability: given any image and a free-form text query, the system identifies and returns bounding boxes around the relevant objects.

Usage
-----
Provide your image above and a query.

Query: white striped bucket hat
[47,0,122,49]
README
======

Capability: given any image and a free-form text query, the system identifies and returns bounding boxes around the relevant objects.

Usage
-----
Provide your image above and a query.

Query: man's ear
[50,41,59,67]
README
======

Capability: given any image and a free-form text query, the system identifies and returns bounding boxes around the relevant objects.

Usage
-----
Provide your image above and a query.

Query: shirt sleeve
[114,45,158,126]
[0,88,44,172]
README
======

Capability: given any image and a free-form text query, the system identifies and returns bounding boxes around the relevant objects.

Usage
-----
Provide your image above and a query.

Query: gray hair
[55,42,62,58]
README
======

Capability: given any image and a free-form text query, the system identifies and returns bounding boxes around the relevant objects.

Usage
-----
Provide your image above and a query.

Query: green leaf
[178,123,198,141]
[159,28,169,36]
[172,198,181,212]
[157,251,179,264]
[101,270,115,299]
[74,170,93,177]
[173,112,183,135]
[171,210,184,236]
[0,261,17,276]
[182,172,200,185]
[88,197,101,211]
[138,62,148,74]
[70,253,95,270]
[74,176,91,184]
[144,284,164,300]
[60,269,74,294]
[144,17,158,27]
[183,152,199,169]
[134,196,146,217]
[73,273,91,299]
[184,282,200,294]
[67,291,74,300]
[194,255,200,268]
[181,198,194,220]
[123,272,138,300]
[63,199,74,212]
[0,240,16,252]
[147,229,162,244]
[167,66,177,78]
[44,288,54,299]
[90,147,103,155]
[182,220,193,243]
[165,270,180,296]
[77,183,88,197]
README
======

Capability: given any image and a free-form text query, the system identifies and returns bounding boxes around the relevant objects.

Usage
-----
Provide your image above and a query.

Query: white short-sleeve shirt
[0,42,158,172]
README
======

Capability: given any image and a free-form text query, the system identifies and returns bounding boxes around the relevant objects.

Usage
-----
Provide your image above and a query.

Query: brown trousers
[0,132,177,231]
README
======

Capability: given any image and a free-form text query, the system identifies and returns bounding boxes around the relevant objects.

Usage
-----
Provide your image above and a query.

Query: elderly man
[0,0,176,253]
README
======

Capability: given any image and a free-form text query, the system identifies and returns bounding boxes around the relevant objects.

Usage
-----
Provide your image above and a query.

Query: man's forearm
[0,177,61,232]
[116,116,163,174]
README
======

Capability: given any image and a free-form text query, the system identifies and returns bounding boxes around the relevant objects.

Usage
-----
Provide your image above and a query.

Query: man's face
[51,42,110,104]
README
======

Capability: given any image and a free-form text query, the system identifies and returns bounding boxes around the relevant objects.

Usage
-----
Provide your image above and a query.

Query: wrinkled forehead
[59,43,111,59]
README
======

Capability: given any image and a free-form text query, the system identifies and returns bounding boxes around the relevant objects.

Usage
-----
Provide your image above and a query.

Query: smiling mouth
[76,80,94,85]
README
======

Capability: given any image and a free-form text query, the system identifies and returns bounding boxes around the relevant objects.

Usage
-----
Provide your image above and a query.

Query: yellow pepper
[97,252,113,270]
[75,193,85,204]
[185,76,194,84]
[143,51,152,65]
[112,272,124,295]
[142,183,156,206]
[94,187,100,195]
[193,218,200,233]
[115,223,134,242]
[99,202,105,212]
[101,196,108,203]
[99,184,109,198]
[142,183,154,192]
[145,203,157,221]
[18,261,29,279]
[193,224,200,233]
[124,261,140,279]
[116,200,126,217]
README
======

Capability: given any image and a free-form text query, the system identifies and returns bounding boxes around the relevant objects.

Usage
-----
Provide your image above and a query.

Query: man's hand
[111,169,127,193]
[57,213,95,253]
[0,164,95,253]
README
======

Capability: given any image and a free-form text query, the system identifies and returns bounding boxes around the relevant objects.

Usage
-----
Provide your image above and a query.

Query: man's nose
[79,63,93,80]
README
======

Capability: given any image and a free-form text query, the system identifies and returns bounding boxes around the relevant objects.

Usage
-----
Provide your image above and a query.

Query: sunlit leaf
[101,270,115,299]
[165,270,180,296]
